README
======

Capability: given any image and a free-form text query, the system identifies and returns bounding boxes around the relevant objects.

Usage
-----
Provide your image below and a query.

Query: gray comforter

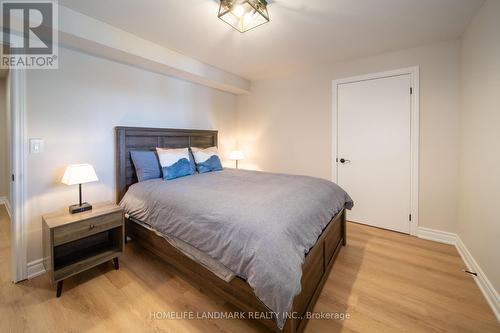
[120,169,353,328]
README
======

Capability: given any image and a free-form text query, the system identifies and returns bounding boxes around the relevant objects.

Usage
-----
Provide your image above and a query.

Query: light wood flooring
[0,205,498,332]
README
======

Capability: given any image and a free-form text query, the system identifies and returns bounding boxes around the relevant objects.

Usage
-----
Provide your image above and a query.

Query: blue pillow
[188,149,197,173]
[162,158,193,180]
[156,148,195,180]
[130,151,161,182]
[191,147,223,173]
[197,155,223,173]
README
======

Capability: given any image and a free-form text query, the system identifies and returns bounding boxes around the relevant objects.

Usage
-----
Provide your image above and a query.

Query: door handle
[339,158,351,164]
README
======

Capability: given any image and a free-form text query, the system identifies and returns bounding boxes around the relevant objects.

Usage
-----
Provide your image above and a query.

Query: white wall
[25,47,238,262]
[458,0,500,293]
[237,40,461,233]
[0,77,7,201]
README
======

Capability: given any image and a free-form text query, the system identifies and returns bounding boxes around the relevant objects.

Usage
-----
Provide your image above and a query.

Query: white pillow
[191,146,219,163]
[155,147,196,180]
[156,147,190,168]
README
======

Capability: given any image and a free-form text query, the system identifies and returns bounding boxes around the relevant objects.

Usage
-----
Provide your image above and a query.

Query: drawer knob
[89,224,95,230]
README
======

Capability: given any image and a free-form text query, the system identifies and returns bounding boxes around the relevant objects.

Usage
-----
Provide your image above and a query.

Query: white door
[336,74,411,233]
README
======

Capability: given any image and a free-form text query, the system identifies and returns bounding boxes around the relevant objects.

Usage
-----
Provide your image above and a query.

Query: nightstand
[42,202,124,297]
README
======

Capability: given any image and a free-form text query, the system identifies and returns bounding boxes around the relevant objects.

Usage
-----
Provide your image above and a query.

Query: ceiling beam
[58,6,251,94]
[3,5,251,94]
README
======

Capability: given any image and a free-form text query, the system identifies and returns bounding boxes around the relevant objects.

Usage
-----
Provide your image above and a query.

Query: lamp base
[69,202,92,214]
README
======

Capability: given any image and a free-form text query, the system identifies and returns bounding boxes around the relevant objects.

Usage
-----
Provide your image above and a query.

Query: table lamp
[229,150,245,169]
[61,164,99,214]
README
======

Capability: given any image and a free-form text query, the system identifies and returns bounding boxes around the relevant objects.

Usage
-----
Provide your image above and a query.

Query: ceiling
[59,0,483,81]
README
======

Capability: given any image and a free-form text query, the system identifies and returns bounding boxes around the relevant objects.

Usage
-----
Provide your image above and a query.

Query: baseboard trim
[417,227,500,321]
[0,197,12,218]
[417,226,457,245]
[455,236,500,321]
[27,258,46,279]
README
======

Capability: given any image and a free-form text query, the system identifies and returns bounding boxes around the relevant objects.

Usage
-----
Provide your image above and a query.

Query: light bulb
[243,12,254,24]
[232,5,245,17]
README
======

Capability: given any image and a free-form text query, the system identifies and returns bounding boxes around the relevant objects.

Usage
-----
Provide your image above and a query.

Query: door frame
[332,66,420,236]
[9,67,28,282]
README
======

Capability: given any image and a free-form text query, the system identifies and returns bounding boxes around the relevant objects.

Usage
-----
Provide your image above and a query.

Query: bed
[115,126,352,333]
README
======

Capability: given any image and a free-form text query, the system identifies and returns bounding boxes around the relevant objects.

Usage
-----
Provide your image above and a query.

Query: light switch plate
[30,139,44,154]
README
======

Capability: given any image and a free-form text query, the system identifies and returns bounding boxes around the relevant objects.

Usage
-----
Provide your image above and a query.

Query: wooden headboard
[115,127,218,203]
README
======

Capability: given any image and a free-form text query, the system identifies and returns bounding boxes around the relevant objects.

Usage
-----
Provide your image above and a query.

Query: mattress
[120,168,353,328]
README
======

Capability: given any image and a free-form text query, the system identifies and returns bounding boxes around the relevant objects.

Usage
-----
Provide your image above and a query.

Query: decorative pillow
[191,147,223,173]
[130,150,161,182]
[156,147,195,180]
[188,148,197,174]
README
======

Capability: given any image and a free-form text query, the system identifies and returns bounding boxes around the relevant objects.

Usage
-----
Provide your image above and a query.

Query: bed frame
[115,126,346,333]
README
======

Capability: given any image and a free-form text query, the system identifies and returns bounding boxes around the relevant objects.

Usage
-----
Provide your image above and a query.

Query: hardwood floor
[0,205,498,332]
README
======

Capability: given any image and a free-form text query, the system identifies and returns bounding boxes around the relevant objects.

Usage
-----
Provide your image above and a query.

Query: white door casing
[10,68,28,282]
[332,67,419,235]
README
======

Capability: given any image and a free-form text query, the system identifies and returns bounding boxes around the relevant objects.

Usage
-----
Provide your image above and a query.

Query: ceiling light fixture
[218,0,270,33]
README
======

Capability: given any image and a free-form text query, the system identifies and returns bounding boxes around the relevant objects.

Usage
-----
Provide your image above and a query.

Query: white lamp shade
[61,164,99,185]
[229,150,245,161]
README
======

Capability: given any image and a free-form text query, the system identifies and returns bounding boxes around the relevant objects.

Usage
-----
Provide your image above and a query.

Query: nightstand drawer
[53,211,123,246]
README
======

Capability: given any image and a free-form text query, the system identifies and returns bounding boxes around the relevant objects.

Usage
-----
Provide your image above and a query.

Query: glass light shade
[61,164,99,185]
[218,0,270,33]
[229,150,245,161]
